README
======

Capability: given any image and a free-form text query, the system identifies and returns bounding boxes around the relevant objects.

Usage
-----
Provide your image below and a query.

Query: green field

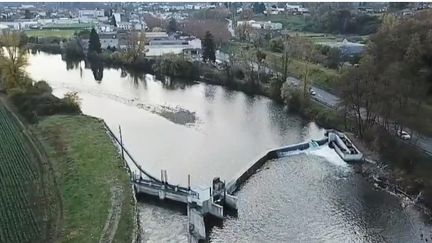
[220,40,341,92]
[0,103,48,243]
[264,50,341,92]
[35,115,135,243]
[25,29,77,38]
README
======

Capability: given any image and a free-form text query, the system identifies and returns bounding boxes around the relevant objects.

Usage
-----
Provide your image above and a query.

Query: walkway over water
[104,118,364,242]
[104,122,236,242]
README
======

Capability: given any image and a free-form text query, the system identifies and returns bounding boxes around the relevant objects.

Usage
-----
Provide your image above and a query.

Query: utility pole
[118,125,125,160]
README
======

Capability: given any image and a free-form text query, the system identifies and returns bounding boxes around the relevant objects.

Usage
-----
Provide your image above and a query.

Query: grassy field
[35,115,135,243]
[0,103,53,243]
[25,29,77,39]
[253,14,310,32]
[264,51,341,92]
[252,15,369,44]
[220,40,340,92]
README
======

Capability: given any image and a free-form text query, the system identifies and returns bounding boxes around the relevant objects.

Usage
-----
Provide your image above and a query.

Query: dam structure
[105,121,362,242]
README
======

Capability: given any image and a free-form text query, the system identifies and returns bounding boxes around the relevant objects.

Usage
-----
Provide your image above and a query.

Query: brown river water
[27,52,431,242]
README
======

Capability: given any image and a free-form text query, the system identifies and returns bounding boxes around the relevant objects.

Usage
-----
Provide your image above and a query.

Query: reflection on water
[26,52,325,186]
[26,52,431,242]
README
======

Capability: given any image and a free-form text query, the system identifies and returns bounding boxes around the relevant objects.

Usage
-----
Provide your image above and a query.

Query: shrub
[8,81,81,122]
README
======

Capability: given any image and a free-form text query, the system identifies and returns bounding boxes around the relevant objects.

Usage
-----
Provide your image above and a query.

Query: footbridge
[104,121,362,243]
[104,123,237,242]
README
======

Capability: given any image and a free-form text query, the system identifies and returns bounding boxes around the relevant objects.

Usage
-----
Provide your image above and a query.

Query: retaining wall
[226,137,329,194]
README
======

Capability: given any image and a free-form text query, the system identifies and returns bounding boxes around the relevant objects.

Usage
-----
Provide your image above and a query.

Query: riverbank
[303,101,432,218]
[26,48,432,218]
[33,114,137,242]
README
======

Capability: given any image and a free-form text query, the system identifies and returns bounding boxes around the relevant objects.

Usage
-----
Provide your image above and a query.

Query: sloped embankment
[35,115,136,243]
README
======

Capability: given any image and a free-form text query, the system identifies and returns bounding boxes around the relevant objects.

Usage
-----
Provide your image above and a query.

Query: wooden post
[118,125,125,160]
[188,174,191,190]
[161,170,164,183]
[165,170,168,184]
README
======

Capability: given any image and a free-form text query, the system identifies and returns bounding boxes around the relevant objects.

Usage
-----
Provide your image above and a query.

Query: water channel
[26,52,431,242]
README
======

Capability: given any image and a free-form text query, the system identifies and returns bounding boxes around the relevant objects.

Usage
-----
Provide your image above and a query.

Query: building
[98,24,115,32]
[113,13,121,24]
[145,31,169,41]
[146,36,201,57]
[117,22,132,30]
[0,24,9,34]
[99,32,119,49]
[237,20,283,30]
[78,9,104,18]
[318,39,365,56]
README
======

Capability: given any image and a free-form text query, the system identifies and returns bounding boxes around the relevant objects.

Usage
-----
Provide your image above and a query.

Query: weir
[105,121,362,243]
[104,122,237,242]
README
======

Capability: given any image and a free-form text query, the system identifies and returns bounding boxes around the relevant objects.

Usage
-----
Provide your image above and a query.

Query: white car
[397,130,411,140]
[309,88,316,96]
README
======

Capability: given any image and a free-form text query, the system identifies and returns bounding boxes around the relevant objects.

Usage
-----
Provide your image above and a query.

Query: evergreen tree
[110,15,117,27]
[167,18,177,33]
[253,2,266,14]
[88,28,102,54]
[202,31,216,63]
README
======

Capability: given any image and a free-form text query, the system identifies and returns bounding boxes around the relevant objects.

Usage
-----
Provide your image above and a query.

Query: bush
[28,43,62,54]
[269,38,284,53]
[8,81,81,123]
[152,54,199,80]
[64,39,84,59]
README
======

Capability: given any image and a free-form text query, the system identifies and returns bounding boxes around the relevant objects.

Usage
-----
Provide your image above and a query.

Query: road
[288,77,432,156]
[216,51,432,156]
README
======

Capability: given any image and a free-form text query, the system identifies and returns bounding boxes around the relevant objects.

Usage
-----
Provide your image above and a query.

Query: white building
[98,24,115,32]
[113,13,121,24]
[117,22,132,30]
[146,37,201,57]
[237,20,283,30]
[78,9,105,18]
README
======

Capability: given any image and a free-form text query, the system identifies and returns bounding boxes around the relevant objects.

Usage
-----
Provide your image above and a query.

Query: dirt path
[99,185,124,243]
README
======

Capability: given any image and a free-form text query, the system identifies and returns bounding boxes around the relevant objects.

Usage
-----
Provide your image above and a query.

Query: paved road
[281,72,432,157]
[300,78,432,156]
[217,51,432,156]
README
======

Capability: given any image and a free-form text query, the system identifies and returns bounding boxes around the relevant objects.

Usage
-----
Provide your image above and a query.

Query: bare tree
[124,31,147,63]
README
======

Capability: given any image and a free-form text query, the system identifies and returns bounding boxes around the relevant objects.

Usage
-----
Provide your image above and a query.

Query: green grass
[252,15,369,44]
[0,103,47,243]
[220,40,340,92]
[253,14,310,31]
[264,50,341,92]
[35,115,135,243]
[25,29,77,39]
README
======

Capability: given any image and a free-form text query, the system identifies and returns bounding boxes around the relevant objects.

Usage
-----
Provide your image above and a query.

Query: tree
[255,49,266,81]
[0,31,30,91]
[253,2,266,14]
[123,31,147,63]
[24,9,32,19]
[88,28,101,55]
[110,15,117,27]
[236,23,252,42]
[202,31,216,63]
[181,19,231,45]
[289,37,316,97]
[167,18,178,33]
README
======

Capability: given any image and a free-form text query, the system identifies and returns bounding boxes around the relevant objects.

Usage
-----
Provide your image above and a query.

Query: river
[26,52,431,242]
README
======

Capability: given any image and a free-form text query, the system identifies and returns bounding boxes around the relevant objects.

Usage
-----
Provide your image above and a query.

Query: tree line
[339,12,432,138]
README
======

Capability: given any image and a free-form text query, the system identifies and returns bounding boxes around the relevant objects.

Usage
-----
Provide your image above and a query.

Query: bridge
[103,123,237,242]
[104,121,362,242]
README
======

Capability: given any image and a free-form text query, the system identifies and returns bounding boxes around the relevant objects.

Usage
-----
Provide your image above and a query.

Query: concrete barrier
[226,137,329,195]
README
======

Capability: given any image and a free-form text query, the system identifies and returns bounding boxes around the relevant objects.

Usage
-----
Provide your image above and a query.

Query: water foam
[308,145,348,168]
